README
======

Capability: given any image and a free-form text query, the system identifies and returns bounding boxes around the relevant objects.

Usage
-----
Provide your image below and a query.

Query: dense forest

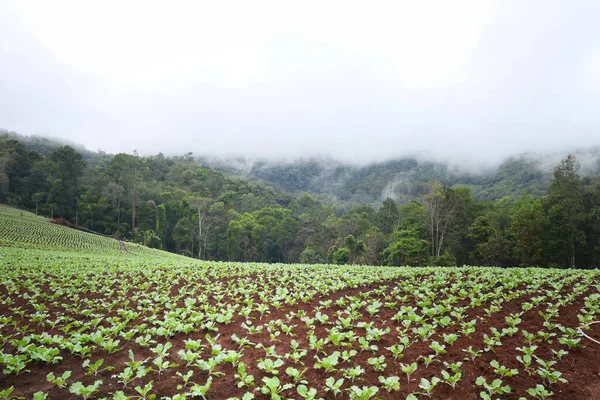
[2,131,600,268]
[201,153,593,207]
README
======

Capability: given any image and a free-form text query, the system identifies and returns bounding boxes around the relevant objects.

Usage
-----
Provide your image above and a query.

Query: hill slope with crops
[0,205,189,261]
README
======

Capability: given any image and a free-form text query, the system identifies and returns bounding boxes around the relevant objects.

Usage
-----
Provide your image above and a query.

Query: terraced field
[1,205,600,399]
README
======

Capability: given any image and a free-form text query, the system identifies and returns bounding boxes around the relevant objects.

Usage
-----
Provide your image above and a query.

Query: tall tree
[509,197,546,266]
[544,155,586,268]
[422,181,460,257]
[185,195,212,259]
[155,204,168,249]
[343,235,364,264]
[271,213,299,262]
[376,197,400,236]
[361,228,383,265]
[102,181,125,224]
[227,213,258,261]
[106,152,141,240]
[49,146,85,219]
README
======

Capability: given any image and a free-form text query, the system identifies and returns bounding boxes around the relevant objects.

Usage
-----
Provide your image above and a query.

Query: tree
[332,247,349,265]
[299,247,327,264]
[381,225,429,266]
[49,202,58,219]
[475,232,514,267]
[271,214,299,262]
[398,200,426,228]
[544,155,586,268]
[361,228,383,265]
[337,208,374,240]
[467,216,494,264]
[376,197,400,235]
[155,204,168,249]
[27,158,55,213]
[0,138,38,202]
[289,193,321,218]
[421,181,460,257]
[466,198,517,267]
[245,206,299,262]
[227,213,258,261]
[185,196,212,259]
[203,202,236,260]
[102,181,125,224]
[343,235,365,264]
[448,187,480,265]
[509,197,546,266]
[106,152,141,240]
[49,146,85,219]
[32,192,45,215]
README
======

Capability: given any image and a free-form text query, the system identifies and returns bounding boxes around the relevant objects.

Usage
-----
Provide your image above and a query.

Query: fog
[1,1,599,166]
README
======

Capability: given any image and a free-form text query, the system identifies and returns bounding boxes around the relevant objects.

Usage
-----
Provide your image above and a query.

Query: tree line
[2,134,599,268]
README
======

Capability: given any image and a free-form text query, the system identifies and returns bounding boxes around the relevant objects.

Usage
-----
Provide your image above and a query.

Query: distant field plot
[1,207,600,399]
[0,205,186,260]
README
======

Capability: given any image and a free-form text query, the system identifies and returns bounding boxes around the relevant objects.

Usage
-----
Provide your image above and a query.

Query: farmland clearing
[1,205,600,399]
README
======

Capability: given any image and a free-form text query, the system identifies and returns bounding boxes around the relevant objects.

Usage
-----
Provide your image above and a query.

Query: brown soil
[1,272,599,399]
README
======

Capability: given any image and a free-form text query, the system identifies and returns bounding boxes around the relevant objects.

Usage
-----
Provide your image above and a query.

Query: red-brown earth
[1,271,600,399]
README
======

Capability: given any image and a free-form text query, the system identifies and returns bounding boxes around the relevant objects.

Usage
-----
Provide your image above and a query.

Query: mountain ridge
[5,129,600,206]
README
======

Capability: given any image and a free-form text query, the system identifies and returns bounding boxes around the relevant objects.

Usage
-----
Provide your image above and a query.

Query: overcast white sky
[1,1,599,164]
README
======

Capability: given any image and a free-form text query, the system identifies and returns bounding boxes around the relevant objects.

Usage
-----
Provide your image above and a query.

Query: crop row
[0,206,183,260]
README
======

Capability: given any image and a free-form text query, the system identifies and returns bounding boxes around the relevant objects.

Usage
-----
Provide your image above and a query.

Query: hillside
[6,130,599,207]
[0,205,191,262]
[201,155,553,205]
[202,148,600,206]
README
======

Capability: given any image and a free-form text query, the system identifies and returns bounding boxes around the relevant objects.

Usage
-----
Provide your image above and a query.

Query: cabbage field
[1,205,600,399]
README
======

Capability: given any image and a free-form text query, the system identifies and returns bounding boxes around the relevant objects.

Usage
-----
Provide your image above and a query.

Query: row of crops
[1,246,600,399]
[0,205,185,260]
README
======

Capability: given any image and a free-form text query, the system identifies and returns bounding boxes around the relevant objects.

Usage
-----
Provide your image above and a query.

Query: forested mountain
[202,152,600,206]
[3,130,600,268]
[7,129,599,208]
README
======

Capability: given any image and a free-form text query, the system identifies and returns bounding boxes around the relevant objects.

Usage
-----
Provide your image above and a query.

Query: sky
[1,1,599,165]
